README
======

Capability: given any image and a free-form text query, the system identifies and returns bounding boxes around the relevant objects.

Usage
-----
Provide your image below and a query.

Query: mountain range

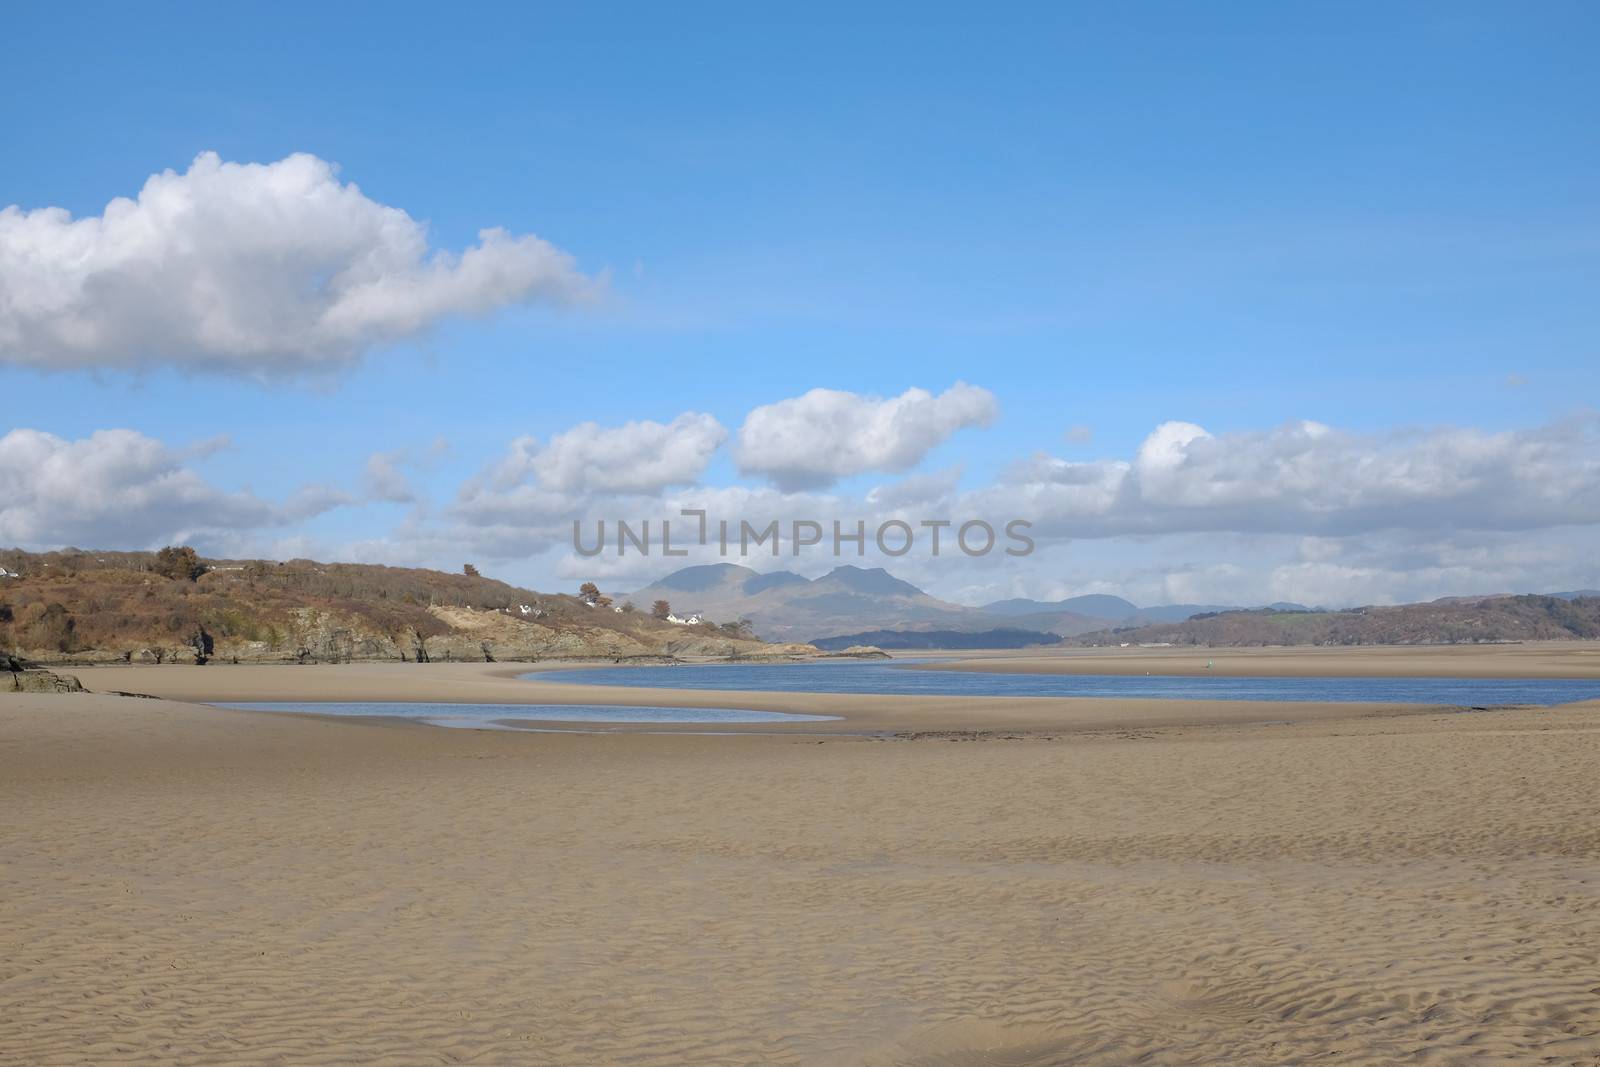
[624,564,1600,647]
[623,564,1309,642]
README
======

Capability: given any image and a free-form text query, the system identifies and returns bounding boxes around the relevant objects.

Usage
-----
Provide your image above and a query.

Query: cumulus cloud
[0,151,595,373]
[988,416,1600,538]
[0,428,349,548]
[735,383,997,490]
[237,404,1600,609]
[518,413,726,494]
[449,413,728,550]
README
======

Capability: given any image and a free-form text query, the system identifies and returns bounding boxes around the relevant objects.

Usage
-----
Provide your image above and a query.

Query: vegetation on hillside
[1071,595,1600,647]
[0,548,805,665]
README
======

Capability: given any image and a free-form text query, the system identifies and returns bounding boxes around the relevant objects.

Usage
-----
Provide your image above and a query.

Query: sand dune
[4,683,1599,1065]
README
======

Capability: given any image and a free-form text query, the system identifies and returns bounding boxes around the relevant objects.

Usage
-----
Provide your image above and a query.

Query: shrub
[154,546,205,582]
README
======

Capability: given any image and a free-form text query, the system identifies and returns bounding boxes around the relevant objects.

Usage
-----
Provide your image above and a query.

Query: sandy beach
[5,658,1600,1064]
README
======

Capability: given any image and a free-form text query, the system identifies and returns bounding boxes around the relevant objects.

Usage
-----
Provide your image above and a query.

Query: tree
[154,546,205,582]
[719,618,755,640]
[652,599,672,620]
[578,581,601,605]
[463,563,480,578]
[620,601,637,614]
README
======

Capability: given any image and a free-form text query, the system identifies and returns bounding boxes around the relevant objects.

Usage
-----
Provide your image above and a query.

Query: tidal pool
[523,661,1600,707]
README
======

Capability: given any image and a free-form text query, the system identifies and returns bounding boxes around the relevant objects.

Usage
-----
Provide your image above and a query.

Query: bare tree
[651,600,672,620]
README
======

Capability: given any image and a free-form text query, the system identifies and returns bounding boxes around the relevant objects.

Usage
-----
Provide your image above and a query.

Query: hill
[0,548,814,666]
[1070,595,1600,647]
[980,594,1304,628]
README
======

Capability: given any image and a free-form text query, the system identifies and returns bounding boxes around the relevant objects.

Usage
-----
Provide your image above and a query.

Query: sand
[5,662,1600,1064]
[911,640,1600,678]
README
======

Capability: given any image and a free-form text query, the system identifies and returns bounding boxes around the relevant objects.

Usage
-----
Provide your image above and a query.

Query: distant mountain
[1069,595,1600,648]
[1132,603,1242,624]
[811,628,1062,651]
[983,594,1141,620]
[981,595,1248,627]
[649,563,752,593]
[746,570,810,594]
[627,564,1600,647]
[821,564,926,597]
[626,564,997,641]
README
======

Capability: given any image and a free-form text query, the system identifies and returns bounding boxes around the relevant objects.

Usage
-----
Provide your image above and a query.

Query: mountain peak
[649,563,759,592]
[818,565,926,597]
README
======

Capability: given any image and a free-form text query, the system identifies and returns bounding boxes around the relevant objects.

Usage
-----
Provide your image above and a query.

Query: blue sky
[2,2,1597,606]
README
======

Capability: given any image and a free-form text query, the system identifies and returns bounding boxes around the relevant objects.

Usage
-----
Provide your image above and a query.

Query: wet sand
[5,662,1599,1064]
[913,640,1600,678]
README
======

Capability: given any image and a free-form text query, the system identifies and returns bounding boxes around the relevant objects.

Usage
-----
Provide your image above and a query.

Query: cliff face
[0,550,815,665]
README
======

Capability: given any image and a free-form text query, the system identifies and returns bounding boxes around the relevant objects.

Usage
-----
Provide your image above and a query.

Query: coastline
[65,659,1472,735]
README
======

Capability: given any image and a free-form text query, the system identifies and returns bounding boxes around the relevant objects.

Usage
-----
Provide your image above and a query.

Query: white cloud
[735,382,997,490]
[448,413,728,553]
[0,152,596,374]
[988,415,1600,537]
[195,406,1600,610]
[364,451,417,504]
[522,413,726,493]
[0,428,349,548]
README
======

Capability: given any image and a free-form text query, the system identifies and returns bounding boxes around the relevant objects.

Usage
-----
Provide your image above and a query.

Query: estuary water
[523,660,1600,707]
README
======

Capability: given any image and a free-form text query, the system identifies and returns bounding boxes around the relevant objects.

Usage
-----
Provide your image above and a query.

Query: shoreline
[65,659,1493,735]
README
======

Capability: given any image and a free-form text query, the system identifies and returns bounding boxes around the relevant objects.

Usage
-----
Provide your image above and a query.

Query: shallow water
[524,661,1600,707]
[214,701,841,730]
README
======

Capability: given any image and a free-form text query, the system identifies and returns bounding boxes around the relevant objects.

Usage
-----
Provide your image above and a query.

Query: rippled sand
[4,687,1599,1065]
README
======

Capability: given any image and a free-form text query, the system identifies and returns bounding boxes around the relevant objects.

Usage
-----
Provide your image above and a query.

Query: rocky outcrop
[7,667,85,693]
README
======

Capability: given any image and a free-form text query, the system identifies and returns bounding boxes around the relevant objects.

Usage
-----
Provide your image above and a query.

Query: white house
[0,567,17,579]
[665,612,704,626]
